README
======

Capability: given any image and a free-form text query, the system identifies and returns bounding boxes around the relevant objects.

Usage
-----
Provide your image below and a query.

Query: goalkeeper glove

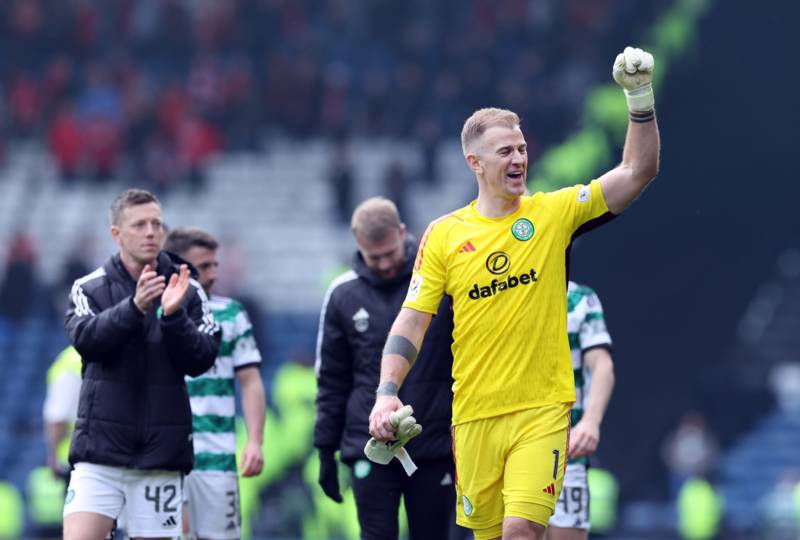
[364,405,422,476]
[613,46,655,112]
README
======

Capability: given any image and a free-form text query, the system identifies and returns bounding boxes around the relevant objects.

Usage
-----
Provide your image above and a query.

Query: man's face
[356,226,406,280]
[468,125,528,200]
[111,202,164,265]
[181,246,219,294]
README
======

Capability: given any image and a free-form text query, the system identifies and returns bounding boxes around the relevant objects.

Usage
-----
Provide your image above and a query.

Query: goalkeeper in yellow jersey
[369,47,659,540]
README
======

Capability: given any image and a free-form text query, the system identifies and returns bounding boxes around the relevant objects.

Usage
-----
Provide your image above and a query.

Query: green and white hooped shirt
[186,295,262,474]
[567,281,612,465]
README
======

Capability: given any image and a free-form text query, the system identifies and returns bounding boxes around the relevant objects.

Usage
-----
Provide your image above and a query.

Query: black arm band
[383,335,418,367]
[376,382,399,396]
[629,109,655,123]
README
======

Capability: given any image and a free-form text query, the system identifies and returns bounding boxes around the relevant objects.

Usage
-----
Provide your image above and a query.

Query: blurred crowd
[0,0,664,191]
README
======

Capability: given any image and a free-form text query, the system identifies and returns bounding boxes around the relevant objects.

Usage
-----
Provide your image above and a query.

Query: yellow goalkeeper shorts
[452,402,571,539]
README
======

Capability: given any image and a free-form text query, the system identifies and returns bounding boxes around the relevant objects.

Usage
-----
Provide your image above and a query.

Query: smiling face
[467,124,528,201]
[111,202,164,267]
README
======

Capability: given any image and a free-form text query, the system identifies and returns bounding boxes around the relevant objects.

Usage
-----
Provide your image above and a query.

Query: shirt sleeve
[579,288,612,351]
[545,179,611,236]
[43,371,82,423]
[402,220,448,314]
[231,302,262,369]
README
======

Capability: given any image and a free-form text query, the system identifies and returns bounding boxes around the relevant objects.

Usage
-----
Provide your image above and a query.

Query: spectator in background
[49,234,94,323]
[77,63,123,182]
[758,470,800,540]
[0,231,39,321]
[768,363,800,416]
[661,411,720,499]
[7,71,41,138]
[383,160,409,228]
[328,138,354,225]
[142,133,182,195]
[176,112,222,193]
[315,197,456,539]
[163,227,266,540]
[48,102,83,183]
[415,116,443,186]
[63,189,220,540]
[221,56,258,151]
[676,476,722,540]
[42,56,76,118]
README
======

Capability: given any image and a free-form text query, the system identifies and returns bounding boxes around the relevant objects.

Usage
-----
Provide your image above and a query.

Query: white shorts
[548,463,590,530]
[64,462,183,538]
[184,471,240,539]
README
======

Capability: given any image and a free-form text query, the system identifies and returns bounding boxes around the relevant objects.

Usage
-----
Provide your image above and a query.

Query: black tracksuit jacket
[64,251,220,473]
[314,239,454,463]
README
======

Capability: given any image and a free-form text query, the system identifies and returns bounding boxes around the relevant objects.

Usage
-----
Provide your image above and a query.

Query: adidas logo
[458,241,476,254]
[542,483,556,496]
[440,473,453,486]
[162,515,177,528]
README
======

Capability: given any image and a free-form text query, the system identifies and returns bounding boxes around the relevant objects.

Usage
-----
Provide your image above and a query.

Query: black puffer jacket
[314,239,454,463]
[65,251,220,473]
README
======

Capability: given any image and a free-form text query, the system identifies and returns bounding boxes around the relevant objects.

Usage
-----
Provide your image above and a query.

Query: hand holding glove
[613,46,655,112]
[317,448,343,503]
[364,405,422,476]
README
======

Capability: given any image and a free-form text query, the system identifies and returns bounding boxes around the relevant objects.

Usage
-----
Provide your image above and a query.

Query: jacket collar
[105,251,197,284]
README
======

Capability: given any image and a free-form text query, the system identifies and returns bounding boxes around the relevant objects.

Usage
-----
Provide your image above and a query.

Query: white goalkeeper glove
[364,405,422,476]
[613,46,655,112]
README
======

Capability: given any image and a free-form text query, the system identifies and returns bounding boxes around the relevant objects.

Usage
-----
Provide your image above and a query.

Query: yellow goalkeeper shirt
[403,180,611,424]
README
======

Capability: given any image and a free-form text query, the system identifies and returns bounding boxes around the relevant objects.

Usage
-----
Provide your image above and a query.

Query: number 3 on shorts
[225,490,238,520]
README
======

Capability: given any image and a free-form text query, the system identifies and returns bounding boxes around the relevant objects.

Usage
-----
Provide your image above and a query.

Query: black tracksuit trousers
[350,457,457,540]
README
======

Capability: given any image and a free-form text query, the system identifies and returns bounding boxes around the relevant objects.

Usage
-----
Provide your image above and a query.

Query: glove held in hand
[364,405,422,476]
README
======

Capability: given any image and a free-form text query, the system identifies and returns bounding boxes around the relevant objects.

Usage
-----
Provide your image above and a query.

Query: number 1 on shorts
[551,449,560,480]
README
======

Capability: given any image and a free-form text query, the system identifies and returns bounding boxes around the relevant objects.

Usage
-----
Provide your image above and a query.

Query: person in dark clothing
[314,196,456,540]
[0,231,39,321]
[63,189,220,540]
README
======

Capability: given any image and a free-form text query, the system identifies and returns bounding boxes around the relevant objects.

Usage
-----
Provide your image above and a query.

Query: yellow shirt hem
[452,392,576,426]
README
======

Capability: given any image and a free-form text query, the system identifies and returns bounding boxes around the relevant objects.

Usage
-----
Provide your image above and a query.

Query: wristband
[624,83,655,112]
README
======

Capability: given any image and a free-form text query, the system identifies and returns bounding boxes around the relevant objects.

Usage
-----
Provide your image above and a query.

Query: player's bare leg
[502,516,546,539]
[64,511,115,540]
[545,527,587,540]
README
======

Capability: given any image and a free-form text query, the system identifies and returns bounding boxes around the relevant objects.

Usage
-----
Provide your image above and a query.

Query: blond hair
[351,197,402,243]
[460,107,521,156]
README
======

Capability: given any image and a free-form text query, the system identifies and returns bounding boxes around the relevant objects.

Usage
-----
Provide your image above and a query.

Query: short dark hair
[109,189,160,225]
[163,227,219,256]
